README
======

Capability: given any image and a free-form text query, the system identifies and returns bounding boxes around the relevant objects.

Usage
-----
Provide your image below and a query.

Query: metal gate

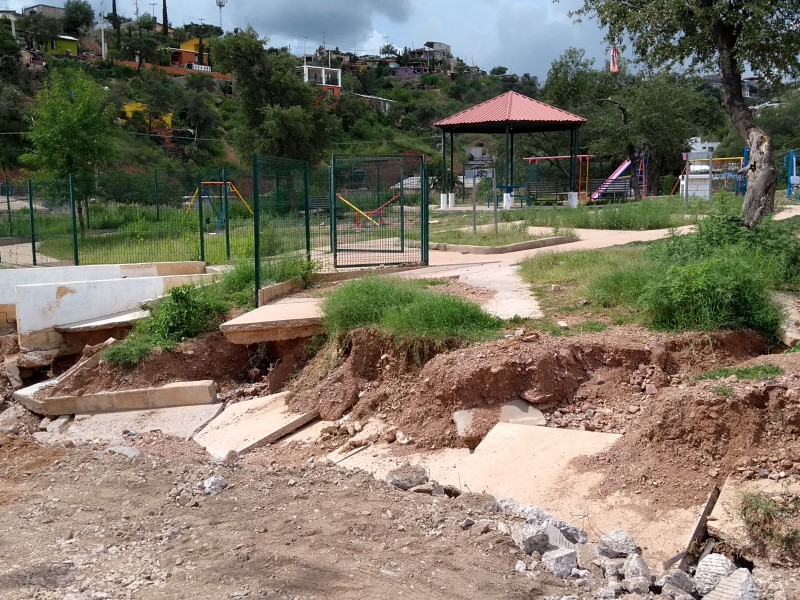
[330,155,428,268]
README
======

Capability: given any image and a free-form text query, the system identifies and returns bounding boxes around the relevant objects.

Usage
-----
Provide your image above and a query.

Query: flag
[610,47,620,73]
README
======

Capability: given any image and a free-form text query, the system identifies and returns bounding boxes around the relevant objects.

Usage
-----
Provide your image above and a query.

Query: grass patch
[322,276,503,342]
[696,364,784,381]
[711,385,735,398]
[429,224,554,247]
[739,491,800,556]
[519,194,738,231]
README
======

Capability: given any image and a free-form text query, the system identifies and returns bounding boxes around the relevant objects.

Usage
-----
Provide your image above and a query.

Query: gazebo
[434,91,587,208]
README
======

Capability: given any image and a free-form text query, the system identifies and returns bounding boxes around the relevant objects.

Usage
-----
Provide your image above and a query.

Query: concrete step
[220,297,323,344]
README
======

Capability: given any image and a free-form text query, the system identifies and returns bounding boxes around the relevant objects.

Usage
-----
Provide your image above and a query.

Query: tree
[0,18,21,82]
[16,13,62,51]
[63,0,95,37]
[210,29,339,162]
[23,67,116,233]
[162,0,169,38]
[573,0,800,227]
[110,0,121,47]
[380,43,397,57]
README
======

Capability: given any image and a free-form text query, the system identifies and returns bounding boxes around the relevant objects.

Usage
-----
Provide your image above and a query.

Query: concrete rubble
[695,553,737,596]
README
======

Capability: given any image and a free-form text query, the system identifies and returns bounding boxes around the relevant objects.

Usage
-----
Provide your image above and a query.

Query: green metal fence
[1,155,429,280]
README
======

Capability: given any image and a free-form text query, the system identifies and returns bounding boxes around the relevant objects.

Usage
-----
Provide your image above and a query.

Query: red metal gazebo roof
[434,91,586,134]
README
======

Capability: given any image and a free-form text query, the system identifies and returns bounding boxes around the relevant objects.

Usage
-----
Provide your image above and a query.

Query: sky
[1,0,611,80]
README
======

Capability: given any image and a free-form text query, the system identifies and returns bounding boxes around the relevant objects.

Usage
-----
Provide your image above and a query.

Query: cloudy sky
[2,0,611,79]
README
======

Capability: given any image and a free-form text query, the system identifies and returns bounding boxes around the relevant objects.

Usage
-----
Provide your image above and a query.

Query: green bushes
[322,277,502,342]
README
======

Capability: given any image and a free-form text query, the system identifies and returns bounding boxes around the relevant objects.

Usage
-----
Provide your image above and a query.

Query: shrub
[638,254,784,341]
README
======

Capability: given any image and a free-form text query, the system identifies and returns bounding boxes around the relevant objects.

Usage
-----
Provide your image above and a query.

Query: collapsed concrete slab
[62,404,224,445]
[193,392,319,459]
[220,298,323,344]
[15,380,217,416]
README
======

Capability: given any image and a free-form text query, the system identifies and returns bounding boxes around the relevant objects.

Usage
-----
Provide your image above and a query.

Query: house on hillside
[35,35,79,56]
[22,3,64,18]
[299,64,341,96]
[352,93,397,115]
[170,38,210,70]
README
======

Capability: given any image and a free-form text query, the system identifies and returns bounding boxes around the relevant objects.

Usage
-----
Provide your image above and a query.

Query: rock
[46,414,71,434]
[470,519,494,536]
[385,464,428,491]
[442,484,461,498]
[645,384,658,395]
[694,553,736,596]
[599,529,637,558]
[660,583,694,600]
[601,557,626,578]
[627,404,640,414]
[542,548,577,578]
[409,482,444,495]
[395,430,411,445]
[38,416,52,431]
[507,522,550,555]
[703,568,759,600]
[0,403,38,434]
[622,576,651,594]
[575,543,603,579]
[515,559,527,573]
[556,321,570,330]
[3,360,23,389]
[623,554,651,581]
[496,497,588,544]
[545,522,576,550]
[107,446,142,460]
[203,475,228,496]
[656,569,695,594]
[459,518,474,530]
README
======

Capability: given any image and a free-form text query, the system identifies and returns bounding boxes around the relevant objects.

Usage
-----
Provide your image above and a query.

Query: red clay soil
[42,331,284,397]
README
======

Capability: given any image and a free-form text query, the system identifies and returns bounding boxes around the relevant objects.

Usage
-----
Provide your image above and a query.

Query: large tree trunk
[716,25,775,228]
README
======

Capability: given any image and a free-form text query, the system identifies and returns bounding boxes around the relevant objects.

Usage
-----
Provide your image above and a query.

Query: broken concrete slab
[61,404,224,445]
[220,298,323,344]
[0,403,39,434]
[703,568,759,600]
[193,392,319,459]
[773,291,800,347]
[499,398,546,426]
[708,476,800,558]
[17,380,217,416]
[55,310,149,333]
[331,422,702,562]
[694,553,736,596]
[541,548,577,578]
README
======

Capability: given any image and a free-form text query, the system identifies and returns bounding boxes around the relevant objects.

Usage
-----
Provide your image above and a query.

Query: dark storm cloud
[230,0,412,44]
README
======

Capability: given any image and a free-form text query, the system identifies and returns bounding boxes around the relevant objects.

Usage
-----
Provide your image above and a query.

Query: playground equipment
[675,154,746,199]
[590,151,649,202]
[785,150,800,200]
[335,193,402,230]
[523,155,592,205]
[182,181,252,231]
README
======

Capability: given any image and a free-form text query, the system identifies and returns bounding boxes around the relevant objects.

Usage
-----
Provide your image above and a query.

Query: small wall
[16,273,213,351]
[0,261,206,320]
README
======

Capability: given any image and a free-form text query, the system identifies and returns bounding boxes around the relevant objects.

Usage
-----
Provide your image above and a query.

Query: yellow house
[121,101,173,129]
[39,35,79,56]
[179,38,209,65]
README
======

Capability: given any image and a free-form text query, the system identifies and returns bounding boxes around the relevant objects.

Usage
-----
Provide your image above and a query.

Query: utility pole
[99,0,106,59]
[303,36,307,65]
[149,2,157,21]
[134,0,139,20]
[321,31,325,49]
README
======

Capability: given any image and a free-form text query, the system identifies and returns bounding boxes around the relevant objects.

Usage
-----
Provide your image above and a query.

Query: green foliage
[739,491,800,556]
[151,284,227,341]
[638,253,783,340]
[63,0,95,36]
[428,224,552,247]
[23,67,116,178]
[711,385,735,398]
[322,277,503,342]
[696,364,784,381]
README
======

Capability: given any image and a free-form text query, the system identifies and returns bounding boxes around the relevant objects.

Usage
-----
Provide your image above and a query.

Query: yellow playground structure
[182,181,252,230]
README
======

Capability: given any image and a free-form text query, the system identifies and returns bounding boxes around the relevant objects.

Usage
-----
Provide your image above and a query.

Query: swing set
[182,181,253,231]
[336,192,401,230]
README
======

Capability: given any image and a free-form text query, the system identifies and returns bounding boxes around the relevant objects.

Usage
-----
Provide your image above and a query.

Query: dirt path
[0,433,572,600]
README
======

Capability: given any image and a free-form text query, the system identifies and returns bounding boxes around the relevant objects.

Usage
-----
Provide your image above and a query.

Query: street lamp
[215,0,226,30]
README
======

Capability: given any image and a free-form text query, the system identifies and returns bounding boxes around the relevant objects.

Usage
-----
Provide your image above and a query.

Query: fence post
[27,179,36,267]
[329,157,337,268]
[252,156,261,307]
[399,157,405,253]
[4,179,11,236]
[421,162,429,265]
[197,175,205,263]
[153,170,160,222]
[223,167,230,262]
[303,162,311,263]
[69,174,79,266]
